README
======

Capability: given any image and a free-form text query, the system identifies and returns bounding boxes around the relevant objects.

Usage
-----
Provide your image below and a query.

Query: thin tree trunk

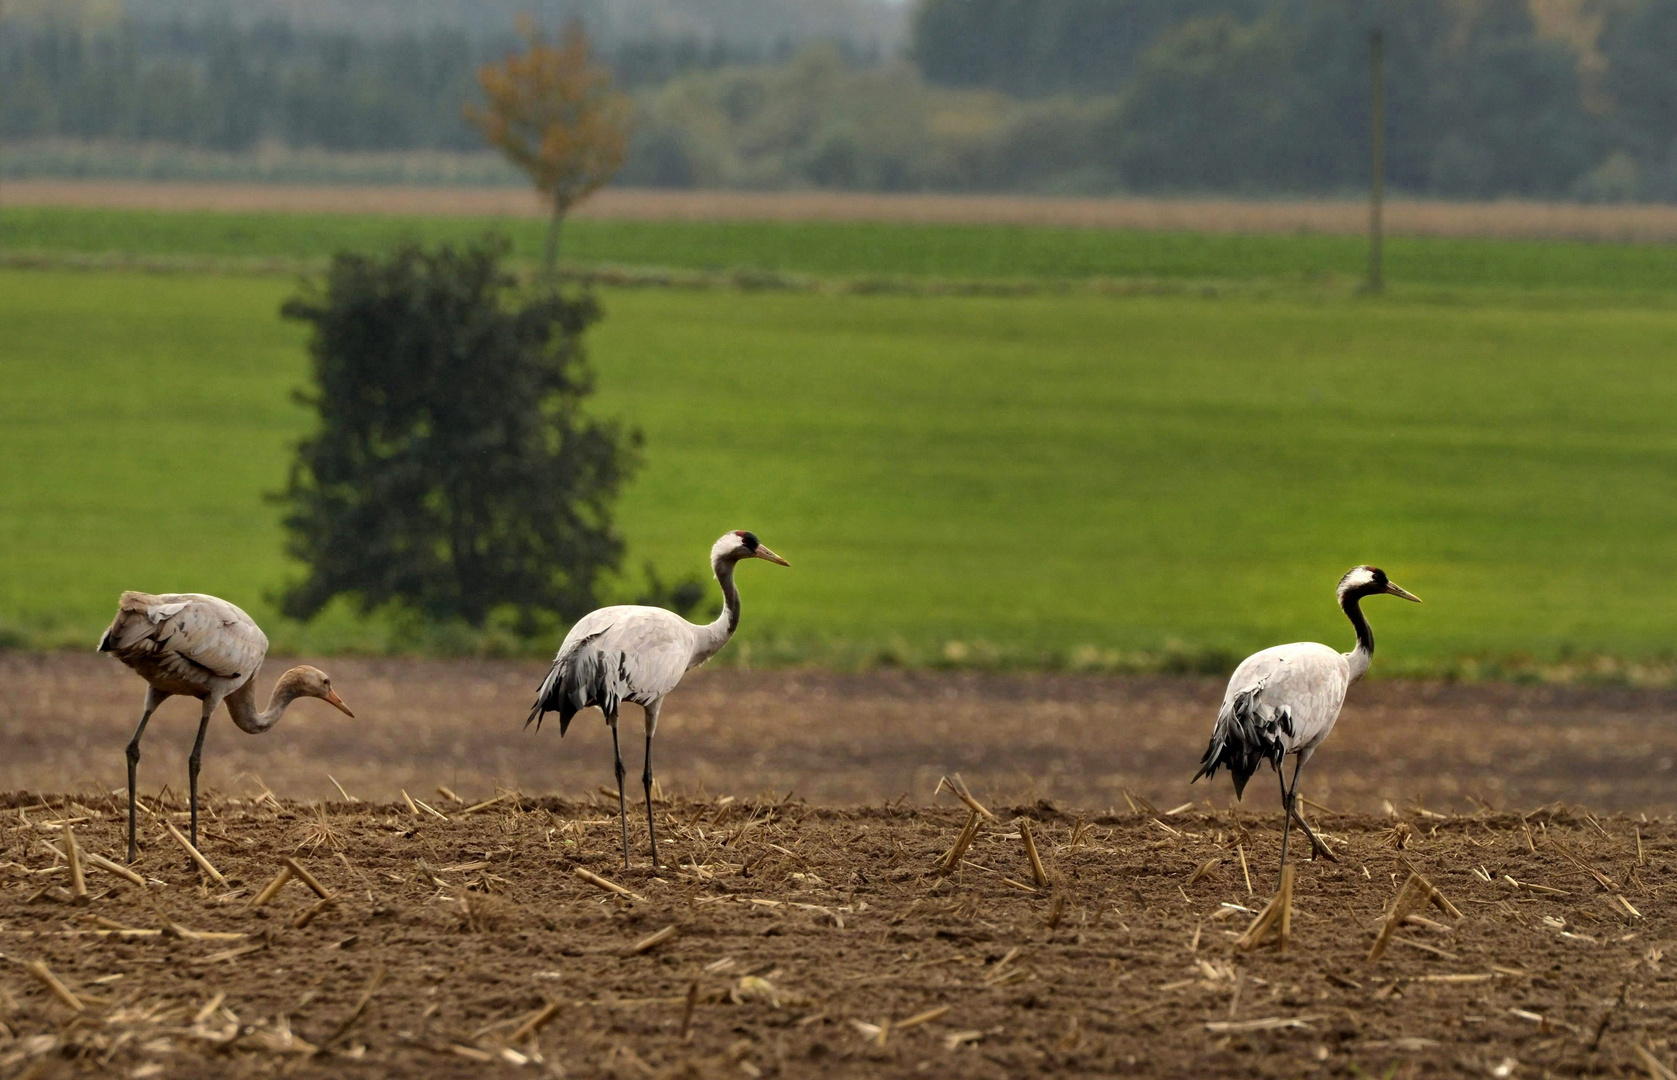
[542,195,566,284]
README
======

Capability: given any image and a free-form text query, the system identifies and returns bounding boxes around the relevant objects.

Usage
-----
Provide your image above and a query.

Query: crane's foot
[1291,807,1339,862]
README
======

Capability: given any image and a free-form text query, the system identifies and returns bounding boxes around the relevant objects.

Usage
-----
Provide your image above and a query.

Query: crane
[1192,565,1420,879]
[98,591,354,863]
[527,530,790,869]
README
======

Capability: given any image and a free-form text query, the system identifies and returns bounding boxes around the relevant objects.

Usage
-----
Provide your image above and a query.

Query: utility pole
[1367,28,1385,293]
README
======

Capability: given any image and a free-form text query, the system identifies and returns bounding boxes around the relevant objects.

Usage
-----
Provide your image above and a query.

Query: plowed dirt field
[2,654,1675,1076]
[4,653,1675,815]
[0,795,1671,1078]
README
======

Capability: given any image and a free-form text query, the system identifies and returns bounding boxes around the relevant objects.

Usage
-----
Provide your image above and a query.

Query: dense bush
[277,238,638,630]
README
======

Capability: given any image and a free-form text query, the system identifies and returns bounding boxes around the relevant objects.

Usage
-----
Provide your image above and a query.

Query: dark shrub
[278,237,637,630]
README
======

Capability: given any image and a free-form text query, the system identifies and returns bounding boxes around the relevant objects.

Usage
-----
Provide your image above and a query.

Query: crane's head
[712,530,790,567]
[1337,565,1421,604]
[277,665,356,717]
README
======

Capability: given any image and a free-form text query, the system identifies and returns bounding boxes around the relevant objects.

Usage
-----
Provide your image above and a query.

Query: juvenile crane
[527,530,790,869]
[99,592,354,863]
[1193,566,1420,879]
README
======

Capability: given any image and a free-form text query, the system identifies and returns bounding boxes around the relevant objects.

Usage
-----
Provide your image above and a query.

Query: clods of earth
[0,790,1672,1078]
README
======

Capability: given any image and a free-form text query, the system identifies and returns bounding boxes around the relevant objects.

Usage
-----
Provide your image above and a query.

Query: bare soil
[0,793,1672,1078]
[3,655,1675,1076]
[3,653,1675,816]
[11,180,1677,242]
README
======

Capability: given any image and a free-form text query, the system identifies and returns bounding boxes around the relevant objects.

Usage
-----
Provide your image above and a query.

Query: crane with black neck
[1193,565,1421,882]
[527,530,790,869]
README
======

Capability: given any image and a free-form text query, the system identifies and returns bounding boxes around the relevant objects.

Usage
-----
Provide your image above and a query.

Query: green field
[4,209,1677,675]
[8,205,1677,294]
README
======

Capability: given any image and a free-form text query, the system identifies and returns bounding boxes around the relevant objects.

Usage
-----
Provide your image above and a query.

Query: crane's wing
[98,591,267,692]
[1192,643,1350,798]
[527,607,694,735]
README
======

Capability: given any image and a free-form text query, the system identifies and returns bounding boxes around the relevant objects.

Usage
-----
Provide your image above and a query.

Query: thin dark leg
[610,714,629,870]
[125,698,160,864]
[1290,804,1338,862]
[1276,753,1304,884]
[187,701,212,853]
[642,720,660,870]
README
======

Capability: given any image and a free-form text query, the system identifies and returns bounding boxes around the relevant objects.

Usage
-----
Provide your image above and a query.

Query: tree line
[912,0,1674,199]
[0,16,788,153]
[6,1,1677,199]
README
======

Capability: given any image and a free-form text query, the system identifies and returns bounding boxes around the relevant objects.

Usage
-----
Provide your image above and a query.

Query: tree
[277,237,639,631]
[1112,15,1307,192]
[467,18,630,279]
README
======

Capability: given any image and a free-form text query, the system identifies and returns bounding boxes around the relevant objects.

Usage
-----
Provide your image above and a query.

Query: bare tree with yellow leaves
[467,18,630,280]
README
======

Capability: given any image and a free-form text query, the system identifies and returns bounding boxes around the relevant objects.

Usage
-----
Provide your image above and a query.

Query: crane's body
[1194,567,1420,879]
[99,591,352,862]
[528,531,789,869]
[100,592,267,704]
[1201,641,1357,798]
[530,604,725,737]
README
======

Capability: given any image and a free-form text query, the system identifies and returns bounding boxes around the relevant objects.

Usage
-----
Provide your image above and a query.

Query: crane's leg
[642,701,662,870]
[1275,754,1302,885]
[1278,748,1335,862]
[1290,804,1338,862]
[609,711,630,871]
[125,687,166,864]
[187,699,213,854]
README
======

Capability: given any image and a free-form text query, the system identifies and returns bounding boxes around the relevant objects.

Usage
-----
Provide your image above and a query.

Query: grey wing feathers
[98,592,267,692]
[528,629,608,735]
[1192,644,1351,798]
[1192,687,1293,799]
[527,608,694,735]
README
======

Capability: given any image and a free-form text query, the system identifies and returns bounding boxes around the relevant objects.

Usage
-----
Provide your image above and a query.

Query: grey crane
[527,530,790,869]
[98,591,355,863]
[1192,566,1420,879]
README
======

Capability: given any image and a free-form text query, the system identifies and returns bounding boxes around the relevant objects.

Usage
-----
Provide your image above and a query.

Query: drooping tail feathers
[97,591,163,654]
[1191,687,1293,799]
[526,630,616,736]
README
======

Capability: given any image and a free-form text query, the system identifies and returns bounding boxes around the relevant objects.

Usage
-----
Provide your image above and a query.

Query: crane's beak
[325,690,355,718]
[754,545,790,567]
[1384,582,1422,603]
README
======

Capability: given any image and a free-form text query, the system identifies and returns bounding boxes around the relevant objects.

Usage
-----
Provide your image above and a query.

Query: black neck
[1340,591,1374,657]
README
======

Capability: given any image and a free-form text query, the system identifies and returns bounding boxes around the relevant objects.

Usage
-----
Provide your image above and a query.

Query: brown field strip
[0,793,1670,1078]
[9,180,1677,241]
[4,653,1676,815]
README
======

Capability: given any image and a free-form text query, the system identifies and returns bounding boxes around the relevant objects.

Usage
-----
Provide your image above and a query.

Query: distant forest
[4,0,1675,200]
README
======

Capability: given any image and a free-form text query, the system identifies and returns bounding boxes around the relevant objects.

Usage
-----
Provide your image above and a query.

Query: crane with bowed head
[99,592,354,863]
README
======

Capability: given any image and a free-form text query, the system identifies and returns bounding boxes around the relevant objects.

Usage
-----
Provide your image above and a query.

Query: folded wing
[527,606,696,735]
[98,591,268,696]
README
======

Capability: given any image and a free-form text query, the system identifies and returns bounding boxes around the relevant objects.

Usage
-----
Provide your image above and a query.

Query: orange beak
[325,689,355,718]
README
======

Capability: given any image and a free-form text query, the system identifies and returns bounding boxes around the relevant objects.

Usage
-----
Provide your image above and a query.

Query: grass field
[11,204,1677,293]
[5,237,1677,672]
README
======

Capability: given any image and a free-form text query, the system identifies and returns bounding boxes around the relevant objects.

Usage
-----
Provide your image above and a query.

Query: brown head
[275,665,355,717]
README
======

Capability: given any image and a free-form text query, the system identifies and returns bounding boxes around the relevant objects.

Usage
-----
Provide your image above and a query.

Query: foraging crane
[98,592,354,863]
[1192,566,1420,880]
[527,530,790,869]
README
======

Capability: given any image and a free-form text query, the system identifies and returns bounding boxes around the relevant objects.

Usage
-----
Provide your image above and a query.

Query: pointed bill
[325,689,355,717]
[1384,582,1421,603]
[754,545,790,567]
